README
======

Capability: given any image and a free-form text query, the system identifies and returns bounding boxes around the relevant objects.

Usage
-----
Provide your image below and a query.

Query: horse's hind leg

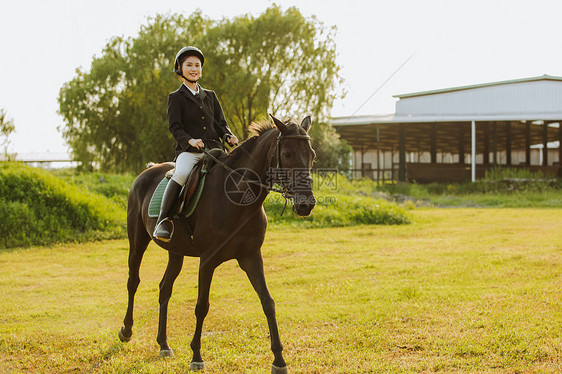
[119,215,151,342]
[156,252,184,357]
[189,261,216,371]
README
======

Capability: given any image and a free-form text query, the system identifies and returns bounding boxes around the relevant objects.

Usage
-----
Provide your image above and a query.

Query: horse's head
[270,114,316,216]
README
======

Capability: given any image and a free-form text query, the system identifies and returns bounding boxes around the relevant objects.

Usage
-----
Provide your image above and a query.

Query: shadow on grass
[87,341,127,372]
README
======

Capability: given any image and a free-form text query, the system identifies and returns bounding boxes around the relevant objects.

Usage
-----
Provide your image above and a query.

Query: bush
[52,169,135,209]
[0,163,126,248]
[374,174,562,207]
[265,173,412,227]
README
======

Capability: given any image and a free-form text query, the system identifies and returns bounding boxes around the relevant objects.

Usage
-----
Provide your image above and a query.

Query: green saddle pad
[147,175,207,219]
[148,177,169,218]
[147,148,224,219]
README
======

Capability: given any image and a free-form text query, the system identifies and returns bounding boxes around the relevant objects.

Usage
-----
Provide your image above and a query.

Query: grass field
[0,208,561,373]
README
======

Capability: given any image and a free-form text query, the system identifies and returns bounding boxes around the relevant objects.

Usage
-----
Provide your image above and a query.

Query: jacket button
[199,106,203,109]
[201,116,205,120]
[203,126,207,130]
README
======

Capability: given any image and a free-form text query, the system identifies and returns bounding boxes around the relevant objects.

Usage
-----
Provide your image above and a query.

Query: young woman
[153,46,239,242]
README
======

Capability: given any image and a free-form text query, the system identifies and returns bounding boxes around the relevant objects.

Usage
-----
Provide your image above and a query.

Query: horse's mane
[218,120,275,165]
[218,119,301,166]
[248,120,276,135]
[248,118,301,135]
[221,135,261,164]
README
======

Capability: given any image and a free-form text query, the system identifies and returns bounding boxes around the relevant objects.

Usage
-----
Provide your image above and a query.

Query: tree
[200,6,342,139]
[0,109,15,160]
[309,121,351,172]
[58,7,348,172]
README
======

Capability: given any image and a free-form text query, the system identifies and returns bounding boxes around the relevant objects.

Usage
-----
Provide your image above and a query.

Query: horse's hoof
[190,361,205,371]
[118,327,131,342]
[272,364,288,374]
[159,348,174,357]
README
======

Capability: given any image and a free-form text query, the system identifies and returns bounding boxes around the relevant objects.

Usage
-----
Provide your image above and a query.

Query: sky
[1,0,562,154]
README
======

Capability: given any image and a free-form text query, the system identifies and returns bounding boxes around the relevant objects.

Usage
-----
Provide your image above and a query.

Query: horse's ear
[269,113,287,134]
[300,116,312,133]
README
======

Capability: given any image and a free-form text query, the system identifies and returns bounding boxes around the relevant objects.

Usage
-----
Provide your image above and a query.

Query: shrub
[0,163,126,248]
[265,173,411,227]
[371,173,562,207]
[52,169,135,209]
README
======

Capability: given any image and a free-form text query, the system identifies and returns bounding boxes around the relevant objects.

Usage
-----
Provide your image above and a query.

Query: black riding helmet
[173,46,205,76]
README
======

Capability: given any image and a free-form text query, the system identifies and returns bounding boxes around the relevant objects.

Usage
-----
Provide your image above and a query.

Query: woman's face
[181,55,202,82]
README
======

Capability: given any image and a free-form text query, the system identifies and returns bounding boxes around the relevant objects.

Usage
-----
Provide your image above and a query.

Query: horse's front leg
[156,252,184,357]
[190,260,216,371]
[238,251,287,374]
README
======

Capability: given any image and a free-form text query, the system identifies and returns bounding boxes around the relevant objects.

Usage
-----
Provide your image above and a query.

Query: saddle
[148,148,226,219]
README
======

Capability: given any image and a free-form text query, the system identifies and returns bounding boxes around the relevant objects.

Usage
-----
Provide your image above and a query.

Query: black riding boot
[153,179,182,242]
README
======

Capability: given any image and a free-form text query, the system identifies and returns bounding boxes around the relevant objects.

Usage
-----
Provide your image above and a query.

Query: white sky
[1,0,561,154]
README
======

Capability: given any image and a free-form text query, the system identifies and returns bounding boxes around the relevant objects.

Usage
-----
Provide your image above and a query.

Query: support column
[391,145,395,181]
[492,122,498,166]
[471,120,476,182]
[525,122,531,166]
[399,124,406,182]
[360,144,365,178]
[458,123,465,164]
[506,121,512,166]
[543,122,549,166]
[559,122,562,176]
[376,126,380,185]
[483,123,490,165]
[430,123,437,163]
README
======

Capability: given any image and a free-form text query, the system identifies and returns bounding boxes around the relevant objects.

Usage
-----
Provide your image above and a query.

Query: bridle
[270,131,313,195]
[272,132,312,169]
[202,130,312,214]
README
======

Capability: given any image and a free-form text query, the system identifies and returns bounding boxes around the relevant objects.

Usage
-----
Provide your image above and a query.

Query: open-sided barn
[332,75,562,182]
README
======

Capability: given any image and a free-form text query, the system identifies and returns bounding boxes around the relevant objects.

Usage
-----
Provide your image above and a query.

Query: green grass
[1,208,560,373]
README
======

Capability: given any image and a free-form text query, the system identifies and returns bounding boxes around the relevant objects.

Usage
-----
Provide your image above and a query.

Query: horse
[118,115,316,373]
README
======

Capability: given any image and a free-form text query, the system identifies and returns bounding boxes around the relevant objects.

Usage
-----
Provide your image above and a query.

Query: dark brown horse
[118,115,316,373]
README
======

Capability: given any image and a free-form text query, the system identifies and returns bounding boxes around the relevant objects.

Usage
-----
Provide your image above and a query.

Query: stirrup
[153,218,175,242]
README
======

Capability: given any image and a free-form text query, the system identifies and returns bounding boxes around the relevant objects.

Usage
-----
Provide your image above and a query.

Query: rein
[202,131,311,215]
[201,148,283,193]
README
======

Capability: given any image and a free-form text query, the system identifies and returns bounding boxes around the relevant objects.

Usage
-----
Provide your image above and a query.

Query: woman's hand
[188,138,205,150]
[227,135,239,146]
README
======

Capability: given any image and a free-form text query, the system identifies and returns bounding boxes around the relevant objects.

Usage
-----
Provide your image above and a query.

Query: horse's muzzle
[293,193,316,216]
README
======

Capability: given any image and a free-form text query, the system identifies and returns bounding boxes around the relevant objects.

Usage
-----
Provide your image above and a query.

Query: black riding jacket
[167,83,234,157]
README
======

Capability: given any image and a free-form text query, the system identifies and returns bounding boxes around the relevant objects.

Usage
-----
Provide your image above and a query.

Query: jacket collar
[179,83,207,103]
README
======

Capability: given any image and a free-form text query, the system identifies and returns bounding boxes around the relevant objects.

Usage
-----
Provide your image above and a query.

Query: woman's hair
[178,53,202,69]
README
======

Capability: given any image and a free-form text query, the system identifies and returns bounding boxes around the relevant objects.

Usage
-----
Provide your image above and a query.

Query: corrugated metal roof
[393,74,562,98]
[331,75,562,127]
[393,75,562,119]
[331,114,562,127]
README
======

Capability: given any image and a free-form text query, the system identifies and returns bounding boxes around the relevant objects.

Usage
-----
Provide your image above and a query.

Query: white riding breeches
[171,152,204,186]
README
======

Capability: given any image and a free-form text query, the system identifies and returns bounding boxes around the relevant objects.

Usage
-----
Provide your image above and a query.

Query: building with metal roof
[331,75,562,182]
